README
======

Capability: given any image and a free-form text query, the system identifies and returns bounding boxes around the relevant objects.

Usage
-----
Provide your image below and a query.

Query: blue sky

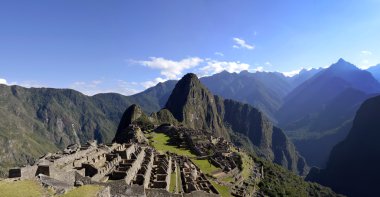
[1,0,380,95]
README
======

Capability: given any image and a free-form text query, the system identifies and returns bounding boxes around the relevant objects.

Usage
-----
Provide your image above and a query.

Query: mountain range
[1,58,380,180]
[277,59,380,166]
[200,68,320,121]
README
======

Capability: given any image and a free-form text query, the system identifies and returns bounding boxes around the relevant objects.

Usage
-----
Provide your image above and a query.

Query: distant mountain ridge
[277,58,380,167]
[367,63,380,82]
[200,69,320,121]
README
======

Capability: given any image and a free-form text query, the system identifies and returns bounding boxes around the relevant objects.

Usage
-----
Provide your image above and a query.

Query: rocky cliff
[222,99,307,175]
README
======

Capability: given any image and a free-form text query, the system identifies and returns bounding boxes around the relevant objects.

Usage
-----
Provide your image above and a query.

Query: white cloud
[214,52,224,56]
[116,80,141,95]
[199,60,250,76]
[358,59,372,69]
[282,69,303,77]
[281,67,316,77]
[254,66,264,72]
[134,57,203,79]
[0,78,7,85]
[70,80,139,96]
[265,62,273,67]
[9,80,44,88]
[133,56,252,89]
[140,77,166,89]
[361,50,373,55]
[232,37,255,50]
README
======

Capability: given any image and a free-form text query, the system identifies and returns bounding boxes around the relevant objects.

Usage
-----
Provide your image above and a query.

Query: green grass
[176,165,182,193]
[239,151,254,180]
[220,175,234,183]
[169,172,176,193]
[211,181,230,197]
[62,185,104,197]
[0,180,44,197]
[148,132,220,175]
[256,157,339,197]
[148,132,194,156]
[192,159,219,174]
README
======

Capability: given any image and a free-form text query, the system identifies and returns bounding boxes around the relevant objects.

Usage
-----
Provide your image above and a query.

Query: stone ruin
[7,139,219,196]
[6,123,262,197]
[177,156,218,194]
[157,125,240,177]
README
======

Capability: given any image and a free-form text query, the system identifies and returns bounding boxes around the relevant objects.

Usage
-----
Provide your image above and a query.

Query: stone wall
[125,147,145,184]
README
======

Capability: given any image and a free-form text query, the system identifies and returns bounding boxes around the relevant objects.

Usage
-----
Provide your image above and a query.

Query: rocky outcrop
[306,95,380,196]
[164,73,308,175]
[113,104,147,144]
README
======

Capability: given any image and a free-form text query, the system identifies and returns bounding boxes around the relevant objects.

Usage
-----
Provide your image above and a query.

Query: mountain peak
[239,70,250,74]
[337,58,347,63]
[219,70,230,75]
[329,58,358,71]
[164,73,228,138]
[182,73,199,81]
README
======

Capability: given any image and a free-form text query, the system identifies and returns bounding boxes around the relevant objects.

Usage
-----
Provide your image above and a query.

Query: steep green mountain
[91,80,176,116]
[0,81,176,176]
[164,73,308,175]
[165,73,229,139]
[277,59,380,167]
[367,64,380,82]
[306,95,380,197]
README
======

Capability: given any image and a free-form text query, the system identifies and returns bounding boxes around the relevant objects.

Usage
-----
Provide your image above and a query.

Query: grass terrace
[169,172,176,193]
[147,132,194,156]
[62,185,104,197]
[147,132,220,175]
[239,151,254,180]
[211,181,230,197]
[220,175,234,183]
[0,180,45,197]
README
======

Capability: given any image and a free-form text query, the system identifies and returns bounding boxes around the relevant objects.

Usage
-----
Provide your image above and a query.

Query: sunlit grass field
[0,180,44,197]
[148,132,219,175]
